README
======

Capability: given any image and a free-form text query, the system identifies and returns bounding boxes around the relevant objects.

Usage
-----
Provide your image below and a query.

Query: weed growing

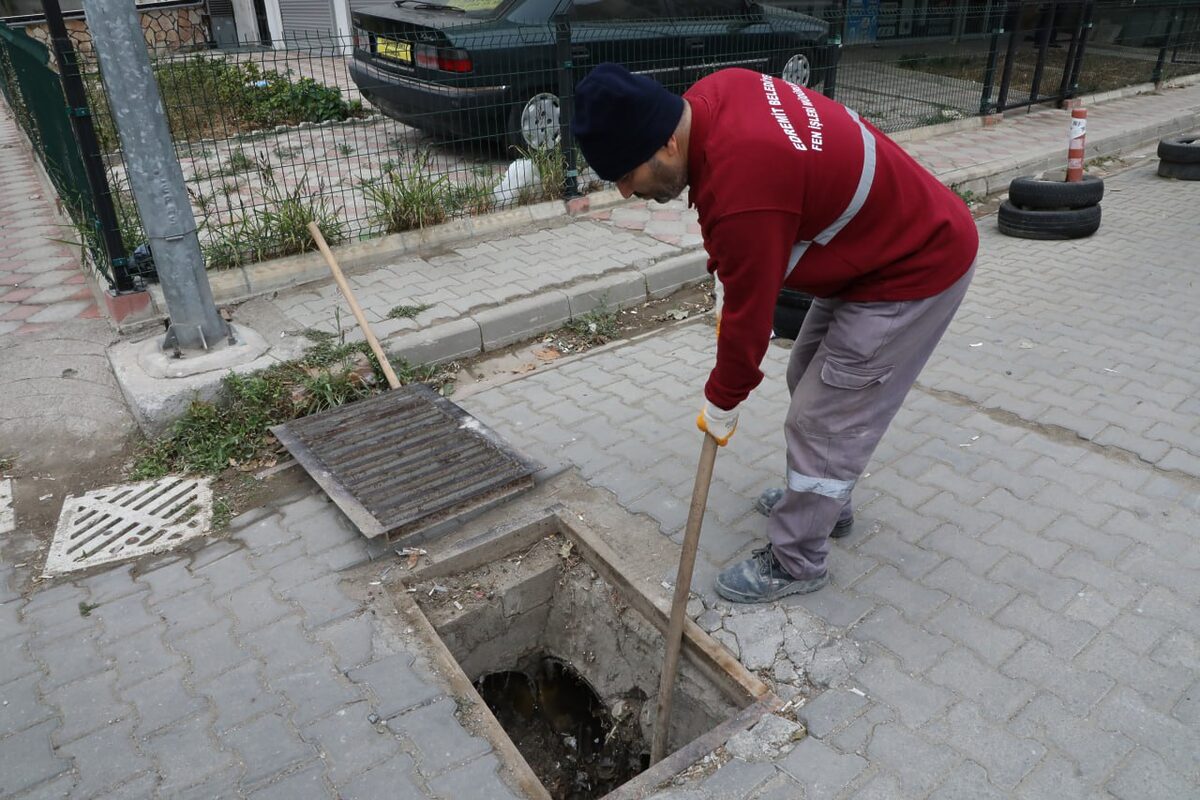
[387,303,433,320]
[517,144,567,203]
[564,306,619,346]
[363,151,453,233]
[130,331,456,478]
[199,155,346,269]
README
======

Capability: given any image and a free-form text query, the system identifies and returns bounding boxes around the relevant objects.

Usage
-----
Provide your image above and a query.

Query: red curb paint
[103,290,152,323]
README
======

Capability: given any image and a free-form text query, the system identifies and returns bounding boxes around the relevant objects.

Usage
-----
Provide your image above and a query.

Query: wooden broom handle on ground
[307,222,401,390]
[651,433,719,764]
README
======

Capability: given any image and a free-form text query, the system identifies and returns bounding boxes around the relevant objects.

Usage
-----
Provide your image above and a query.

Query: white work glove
[697,401,738,446]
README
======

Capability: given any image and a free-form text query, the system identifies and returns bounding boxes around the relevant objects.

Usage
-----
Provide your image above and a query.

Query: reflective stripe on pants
[767,263,976,580]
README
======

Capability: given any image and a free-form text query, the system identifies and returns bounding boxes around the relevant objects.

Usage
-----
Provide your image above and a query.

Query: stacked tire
[998,175,1104,240]
[773,288,813,340]
[1157,135,1200,180]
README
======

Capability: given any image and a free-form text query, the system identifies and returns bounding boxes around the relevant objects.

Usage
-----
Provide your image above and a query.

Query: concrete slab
[108,324,278,435]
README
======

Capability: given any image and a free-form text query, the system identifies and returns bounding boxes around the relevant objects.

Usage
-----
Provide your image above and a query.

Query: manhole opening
[404,519,767,799]
[475,657,649,798]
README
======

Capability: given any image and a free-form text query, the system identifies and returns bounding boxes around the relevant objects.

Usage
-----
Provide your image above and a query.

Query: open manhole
[391,510,774,799]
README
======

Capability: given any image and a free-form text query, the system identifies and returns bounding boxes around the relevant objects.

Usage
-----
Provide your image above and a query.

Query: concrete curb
[385,253,711,365]
[939,106,1200,196]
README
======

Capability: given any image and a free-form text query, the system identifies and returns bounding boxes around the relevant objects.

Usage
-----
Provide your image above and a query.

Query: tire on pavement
[1008,174,1104,210]
[773,289,813,339]
[997,200,1101,240]
[1157,135,1200,164]
[1157,159,1200,181]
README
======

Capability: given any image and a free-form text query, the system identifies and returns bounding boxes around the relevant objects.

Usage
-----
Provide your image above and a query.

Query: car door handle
[571,46,590,62]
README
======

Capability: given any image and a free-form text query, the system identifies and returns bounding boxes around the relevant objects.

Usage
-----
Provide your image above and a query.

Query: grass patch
[363,151,453,233]
[78,601,99,617]
[387,303,433,320]
[517,144,566,204]
[199,155,346,270]
[952,185,978,205]
[211,496,232,531]
[86,55,366,149]
[564,306,619,346]
[130,331,456,479]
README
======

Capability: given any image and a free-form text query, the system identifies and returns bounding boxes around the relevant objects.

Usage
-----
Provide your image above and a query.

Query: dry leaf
[512,363,537,374]
[407,552,420,569]
[534,347,562,361]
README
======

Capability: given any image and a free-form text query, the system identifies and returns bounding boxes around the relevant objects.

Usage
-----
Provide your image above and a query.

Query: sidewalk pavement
[0,105,100,336]
[1,77,1199,800]
[0,104,135,475]
[243,79,1200,373]
[1,147,1197,797]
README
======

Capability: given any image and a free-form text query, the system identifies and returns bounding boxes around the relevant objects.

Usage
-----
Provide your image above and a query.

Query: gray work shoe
[755,488,855,538]
[715,546,829,604]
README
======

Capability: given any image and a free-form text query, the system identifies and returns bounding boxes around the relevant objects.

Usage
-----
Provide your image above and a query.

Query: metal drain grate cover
[45,477,213,576]
[272,384,540,541]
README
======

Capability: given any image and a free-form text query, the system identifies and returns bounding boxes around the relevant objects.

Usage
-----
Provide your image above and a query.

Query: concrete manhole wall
[388,510,775,800]
[414,538,737,754]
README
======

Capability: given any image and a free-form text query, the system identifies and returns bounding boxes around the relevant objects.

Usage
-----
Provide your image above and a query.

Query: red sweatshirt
[686,69,978,410]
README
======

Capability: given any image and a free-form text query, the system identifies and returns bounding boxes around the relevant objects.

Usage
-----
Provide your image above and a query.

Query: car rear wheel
[509,92,560,152]
[781,53,812,87]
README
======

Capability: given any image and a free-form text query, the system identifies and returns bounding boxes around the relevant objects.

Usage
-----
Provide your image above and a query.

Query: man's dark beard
[636,155,687,204]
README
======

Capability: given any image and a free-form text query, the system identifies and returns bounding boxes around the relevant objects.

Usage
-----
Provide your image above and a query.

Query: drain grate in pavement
[0,479,13,536]
[45,477,213,576]
[272,384,540,542]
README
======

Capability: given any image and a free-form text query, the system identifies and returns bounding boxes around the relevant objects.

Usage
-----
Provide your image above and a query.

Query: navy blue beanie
[571,63,685,182]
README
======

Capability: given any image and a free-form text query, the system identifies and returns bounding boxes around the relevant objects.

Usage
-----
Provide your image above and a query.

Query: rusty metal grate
[272,384,540,541]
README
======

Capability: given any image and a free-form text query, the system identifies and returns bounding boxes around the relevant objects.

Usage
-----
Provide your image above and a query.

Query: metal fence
[0,21,117,280]
[5,0,1200,291]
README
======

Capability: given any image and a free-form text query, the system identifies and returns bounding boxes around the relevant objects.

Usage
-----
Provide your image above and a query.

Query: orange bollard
[1067,108,1087,182]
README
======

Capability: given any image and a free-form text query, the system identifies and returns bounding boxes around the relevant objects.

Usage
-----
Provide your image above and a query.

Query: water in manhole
[406,523,763,799]
[475,656,648,799]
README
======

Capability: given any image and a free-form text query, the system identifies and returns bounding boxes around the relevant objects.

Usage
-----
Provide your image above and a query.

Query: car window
[572,0,674,22]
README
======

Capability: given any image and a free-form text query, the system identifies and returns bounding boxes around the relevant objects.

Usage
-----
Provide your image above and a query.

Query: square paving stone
[221,712,317,788]
[386,696,490,774]
[303,706,403,786]
[46,668,132,745]
[0,718,72,796]
[58,718,153,799]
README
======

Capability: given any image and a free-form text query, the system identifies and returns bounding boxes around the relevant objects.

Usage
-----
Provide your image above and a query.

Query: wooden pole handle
[307,222,401,391]
[650,433,719,764]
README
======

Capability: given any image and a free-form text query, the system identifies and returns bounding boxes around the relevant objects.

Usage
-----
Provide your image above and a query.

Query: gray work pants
[768,263,975,580]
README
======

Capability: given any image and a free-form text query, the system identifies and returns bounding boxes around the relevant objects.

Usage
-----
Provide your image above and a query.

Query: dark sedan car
[350,0,831,150]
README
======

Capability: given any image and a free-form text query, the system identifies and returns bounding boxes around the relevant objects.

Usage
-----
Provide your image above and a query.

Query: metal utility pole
[83,0,229,351]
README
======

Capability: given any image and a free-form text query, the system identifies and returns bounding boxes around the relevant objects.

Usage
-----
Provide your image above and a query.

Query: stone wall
[21,4,209,56]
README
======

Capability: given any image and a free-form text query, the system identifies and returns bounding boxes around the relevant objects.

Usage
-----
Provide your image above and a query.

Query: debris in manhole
[475,656,648,800]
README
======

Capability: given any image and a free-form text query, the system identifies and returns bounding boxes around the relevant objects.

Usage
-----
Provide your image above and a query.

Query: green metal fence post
[40,0,136,293]
[980,4,1005,113]
[1153,0,1183,85]
[554,12,580,199]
